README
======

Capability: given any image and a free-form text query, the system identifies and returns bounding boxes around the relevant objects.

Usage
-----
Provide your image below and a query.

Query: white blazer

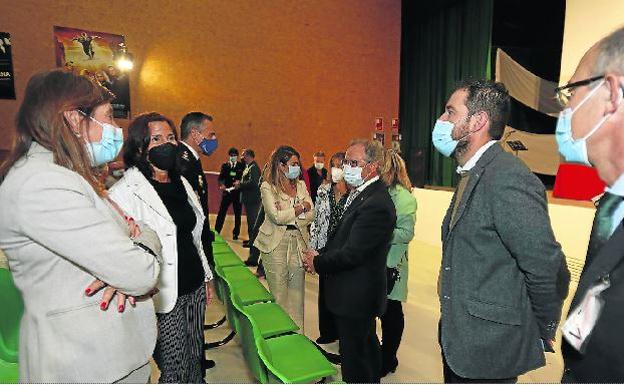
[0,143,160,383]
[109,167,213,314]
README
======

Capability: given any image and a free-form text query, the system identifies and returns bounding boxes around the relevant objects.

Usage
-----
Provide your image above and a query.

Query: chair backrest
[0,268,23,363]
[231,293,270,383]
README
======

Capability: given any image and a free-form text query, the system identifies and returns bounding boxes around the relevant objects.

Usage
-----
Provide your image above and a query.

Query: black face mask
[148,142,178,171]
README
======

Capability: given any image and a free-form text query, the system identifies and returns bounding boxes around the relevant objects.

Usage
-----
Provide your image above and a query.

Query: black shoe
[381,359,398,378]
[242,243,250,249]
[244,259,258,267]
[233,235,239,240]
[315,336,338,345]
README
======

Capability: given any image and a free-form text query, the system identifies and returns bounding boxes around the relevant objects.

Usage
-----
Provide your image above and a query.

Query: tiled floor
[149,214,568,383]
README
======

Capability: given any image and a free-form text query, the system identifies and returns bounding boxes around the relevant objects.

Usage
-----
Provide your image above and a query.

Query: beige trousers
[261,229,306,332]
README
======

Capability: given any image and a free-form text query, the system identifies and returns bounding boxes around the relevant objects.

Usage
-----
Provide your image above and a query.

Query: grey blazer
[438,143,570,379]
[0,143,161,383]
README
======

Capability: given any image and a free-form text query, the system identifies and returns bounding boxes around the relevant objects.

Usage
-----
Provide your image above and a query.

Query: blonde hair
[262,145,300,193]
[381,149,412,191]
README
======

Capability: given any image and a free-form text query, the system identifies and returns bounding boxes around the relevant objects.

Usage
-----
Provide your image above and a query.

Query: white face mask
[343,164,365,187]
[331,167,344,183]
[314,162,324,170]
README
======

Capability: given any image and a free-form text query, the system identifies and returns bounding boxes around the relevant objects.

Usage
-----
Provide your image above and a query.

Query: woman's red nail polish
[85,288,91,295]
[100,302,107,310]
[118,305,124,312]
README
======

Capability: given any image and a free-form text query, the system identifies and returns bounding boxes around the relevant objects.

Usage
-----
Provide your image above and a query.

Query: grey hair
[180,111,213,140]
[593,27,624,76]
[349,139,384,171]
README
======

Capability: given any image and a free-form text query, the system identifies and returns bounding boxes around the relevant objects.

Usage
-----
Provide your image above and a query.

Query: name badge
[230,171,237,177]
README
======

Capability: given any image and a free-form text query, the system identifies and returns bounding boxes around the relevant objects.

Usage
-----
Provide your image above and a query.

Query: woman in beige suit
[0,70,161,383]
[254,145,314,331]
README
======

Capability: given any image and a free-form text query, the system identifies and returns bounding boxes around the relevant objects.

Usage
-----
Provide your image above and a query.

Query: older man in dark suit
[304,139,396,383]
[434,80,570,383]
[555,27,624,383]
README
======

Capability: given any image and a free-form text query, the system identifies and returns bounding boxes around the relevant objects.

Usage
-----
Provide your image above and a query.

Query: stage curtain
[399,0,494,187]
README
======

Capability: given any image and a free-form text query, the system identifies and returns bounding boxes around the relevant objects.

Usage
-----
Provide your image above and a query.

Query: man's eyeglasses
[555,75,603,108]
[342,159,366,167]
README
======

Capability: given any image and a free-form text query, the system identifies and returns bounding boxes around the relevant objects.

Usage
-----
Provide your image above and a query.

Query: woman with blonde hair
[379,149,417,377]
[253,145,314,331]
[0,70,161,383]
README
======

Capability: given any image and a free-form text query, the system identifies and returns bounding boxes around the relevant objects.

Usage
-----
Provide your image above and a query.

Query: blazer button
[443,295,451,300]
[444,266,451,271]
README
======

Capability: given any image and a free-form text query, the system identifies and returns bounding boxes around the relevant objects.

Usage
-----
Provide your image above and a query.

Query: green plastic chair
[213,250,244,268]
[232,290,336,383]
[0,268,23,383]
[231,293,299,339]
[222,266,274,305]
[213,232,227,244]
[256,334,337,383]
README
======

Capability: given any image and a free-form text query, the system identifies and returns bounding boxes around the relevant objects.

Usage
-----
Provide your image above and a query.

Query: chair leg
[204,315,226,330]
[205,330,236,349]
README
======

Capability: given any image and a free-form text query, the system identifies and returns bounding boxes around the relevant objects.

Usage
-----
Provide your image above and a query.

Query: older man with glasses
[555,27,624,383]
[303,139,396,383]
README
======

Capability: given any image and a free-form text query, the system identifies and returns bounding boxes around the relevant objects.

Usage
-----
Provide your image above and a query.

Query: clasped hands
[302,249,319,274]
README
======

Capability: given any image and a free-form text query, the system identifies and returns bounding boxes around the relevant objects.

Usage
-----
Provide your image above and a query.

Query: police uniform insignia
[198,175,204,189]
[182,150,190,161]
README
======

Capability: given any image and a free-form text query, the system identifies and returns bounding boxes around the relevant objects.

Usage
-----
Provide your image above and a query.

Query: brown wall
[0,0,400,171]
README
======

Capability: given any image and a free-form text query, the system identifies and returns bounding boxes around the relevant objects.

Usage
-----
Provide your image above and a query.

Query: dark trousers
[215,191,241,237]
[243,200,261,241]
[201,219,214,267]
[318,276,337,340]
[334,315,381,383]
[247,206,265,264]
[442,352,517,384]
[380,299,403,372]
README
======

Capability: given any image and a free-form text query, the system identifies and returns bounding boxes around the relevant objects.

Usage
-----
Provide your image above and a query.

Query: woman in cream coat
[254,145,314,331]
[0,71,161,383]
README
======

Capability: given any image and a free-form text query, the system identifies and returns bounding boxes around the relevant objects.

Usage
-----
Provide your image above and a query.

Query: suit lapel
[573,224,624,308]
[340,180,382,222]
[446,144,503,236]
[127,169,175,225]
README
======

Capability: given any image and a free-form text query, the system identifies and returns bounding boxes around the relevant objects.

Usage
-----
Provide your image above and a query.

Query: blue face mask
[343,164,365,187]
[198,138,218,156]
[85,117,124,166]
[556,80,620,166]
[432,120,458,157]
[285,165,301,180]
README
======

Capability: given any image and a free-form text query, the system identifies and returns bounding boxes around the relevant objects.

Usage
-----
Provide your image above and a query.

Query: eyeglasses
[342,159,367,167]
[555,75,603,108]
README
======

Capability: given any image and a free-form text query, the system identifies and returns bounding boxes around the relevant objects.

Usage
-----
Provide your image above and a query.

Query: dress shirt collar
[606,173,624,197]
[356,175,380,193]
[180,140,199,160]
[456,140,498,174]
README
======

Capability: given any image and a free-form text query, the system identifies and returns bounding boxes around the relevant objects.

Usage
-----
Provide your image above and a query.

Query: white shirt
[456,140,498,174]
[356,175,380,193]
[181,140,199,160]
[605,173,624,236]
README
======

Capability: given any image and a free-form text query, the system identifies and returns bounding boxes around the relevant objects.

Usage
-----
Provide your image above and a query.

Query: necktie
[585,191,624,267]
[343,189,361,212]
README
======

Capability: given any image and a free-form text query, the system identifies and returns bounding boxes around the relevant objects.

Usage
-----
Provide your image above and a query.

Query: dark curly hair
[453,79,511,140]
[122,112,181,179]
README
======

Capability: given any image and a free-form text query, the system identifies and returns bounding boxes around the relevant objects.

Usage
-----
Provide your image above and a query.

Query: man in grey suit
[433,80,570,383]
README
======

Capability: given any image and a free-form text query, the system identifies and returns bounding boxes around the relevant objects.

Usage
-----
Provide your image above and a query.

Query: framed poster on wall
[53,26,130,118]
[0,32,15,100]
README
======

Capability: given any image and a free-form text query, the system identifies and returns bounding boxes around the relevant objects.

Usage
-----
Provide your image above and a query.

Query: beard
[452,121,472,161]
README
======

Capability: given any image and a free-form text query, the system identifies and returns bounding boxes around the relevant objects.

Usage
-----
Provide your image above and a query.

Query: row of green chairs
[0,268,23,383]
[210,240,337,383]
